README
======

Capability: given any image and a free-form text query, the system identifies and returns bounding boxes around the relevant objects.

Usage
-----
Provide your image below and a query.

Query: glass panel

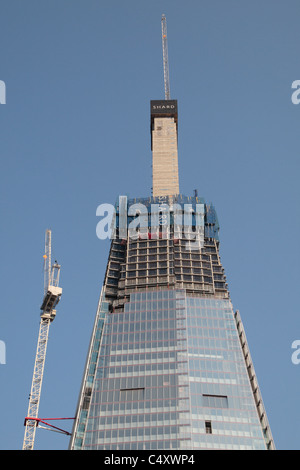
[76,288,267,451]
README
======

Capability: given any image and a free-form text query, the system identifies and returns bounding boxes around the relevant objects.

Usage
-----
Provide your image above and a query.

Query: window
[202,394,228,408]
[128,271,136,278]
[107,277,118,285]
[182,260,191,267]
[215,282,225,289]
[158,261,167,267]
[110,262,120,269]
[120,388,145,401]
[205,421,212,434]
[108,270,119,278]
[128,263,137,270]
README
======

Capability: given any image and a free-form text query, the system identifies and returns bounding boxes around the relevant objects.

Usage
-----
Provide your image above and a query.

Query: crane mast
[161,14,171,100]
[44,229,51,296]
[22,229,62,450]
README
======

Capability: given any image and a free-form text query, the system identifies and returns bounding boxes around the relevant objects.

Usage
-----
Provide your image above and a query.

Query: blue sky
[0,0,299,450]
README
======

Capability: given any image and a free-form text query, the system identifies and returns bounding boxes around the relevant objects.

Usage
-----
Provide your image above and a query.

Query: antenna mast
[161,14,171,100]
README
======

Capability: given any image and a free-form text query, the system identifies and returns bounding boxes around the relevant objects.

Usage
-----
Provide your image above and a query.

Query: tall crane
[22,229,62,450]
[161,14,171,100]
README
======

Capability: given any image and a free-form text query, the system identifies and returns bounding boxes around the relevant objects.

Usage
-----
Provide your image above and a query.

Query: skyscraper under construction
[69,16,274,451]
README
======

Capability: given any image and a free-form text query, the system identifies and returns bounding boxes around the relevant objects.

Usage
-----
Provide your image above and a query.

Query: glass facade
[71,288,270,450]
[186,295,266,449]
[74,289,191,450]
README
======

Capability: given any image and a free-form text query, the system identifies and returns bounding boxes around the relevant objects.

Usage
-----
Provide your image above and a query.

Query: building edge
[234,310,275,450]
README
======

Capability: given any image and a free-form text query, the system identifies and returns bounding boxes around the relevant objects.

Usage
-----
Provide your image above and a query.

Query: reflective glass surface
[186,296,266,449]
[76,290,266,450]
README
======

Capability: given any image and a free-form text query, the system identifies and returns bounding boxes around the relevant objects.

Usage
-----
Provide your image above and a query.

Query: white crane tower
[161,14,171,100]
[22,229,62,450]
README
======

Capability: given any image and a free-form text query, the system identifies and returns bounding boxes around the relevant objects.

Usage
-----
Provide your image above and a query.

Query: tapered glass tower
[69,19,274,451]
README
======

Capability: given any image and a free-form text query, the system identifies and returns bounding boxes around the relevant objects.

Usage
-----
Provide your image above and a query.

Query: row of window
[88,398,190,414]
[128,235,217,248]
[97,388,228,410]
[94,373,184,393]
[106,351,180,363]
[125,262,214,272]
[87,425,184,441]
[129,240,169,247]
[126,256,169,264]
[126,257,214,269]
[110,319,184,332]
[84,421,255,444]
[105,328,184,344]
[126,269,169,277]
[126,291,225,304]
[107,273,225,289]
[126,244,218,257]
[120,270,217,281]
[91,411,181,427]
[106,325,186,341]
[102,340,188,354]
[128,248,171,255]
[187,316,233,329]
[86,441,186,450]
[98,362,182,378]
[127,248,217,260]
[122,299,180,313]
[102,340,186,354]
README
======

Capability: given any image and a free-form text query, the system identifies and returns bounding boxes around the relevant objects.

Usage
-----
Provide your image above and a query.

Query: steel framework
[161,14,171,100]
[22,229,62,450]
